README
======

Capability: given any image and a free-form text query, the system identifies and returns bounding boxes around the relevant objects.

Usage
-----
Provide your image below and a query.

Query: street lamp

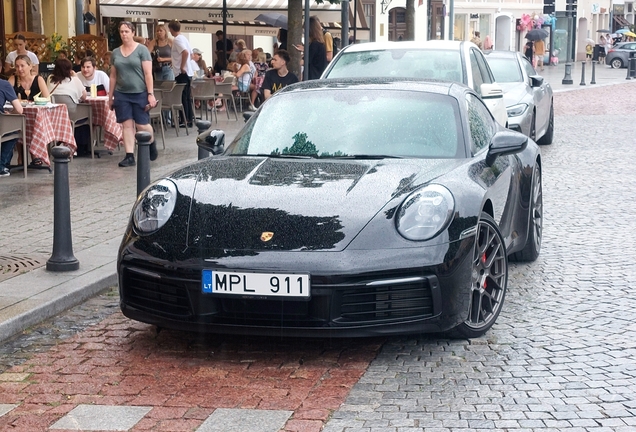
[561,0,577,84]
[380,0,392,14]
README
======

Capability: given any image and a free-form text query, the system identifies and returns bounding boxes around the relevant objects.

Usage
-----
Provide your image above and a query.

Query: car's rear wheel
[510,164,543,262]
[447,213,507,339]
[537,103,554,145]
[610,58,623,69]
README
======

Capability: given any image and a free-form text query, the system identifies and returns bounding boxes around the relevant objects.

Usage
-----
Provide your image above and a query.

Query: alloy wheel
[465,216,507,331]
[530,166,543,254]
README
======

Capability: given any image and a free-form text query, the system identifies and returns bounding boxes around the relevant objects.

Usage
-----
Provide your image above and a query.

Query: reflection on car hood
[179,156,463,252]
[499,82,530,107]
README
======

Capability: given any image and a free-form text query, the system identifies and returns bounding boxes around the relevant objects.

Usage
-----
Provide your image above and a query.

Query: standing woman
[147,24,173,81]
[8,55,50,101]
[109,21,157,168]
[294,16,327,80]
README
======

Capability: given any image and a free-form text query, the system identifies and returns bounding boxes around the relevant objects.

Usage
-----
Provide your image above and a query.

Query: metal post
[449,0,454,41]
[626,57,632,80]
[590,60,596,84]
[196,120,212,160]
[630,57,636,78]
[136,131,152,196]
[304,0,310,81]
[562,62,573,84]
[341,0,350,48]
[47,146,79,272]
[579,61,586,85]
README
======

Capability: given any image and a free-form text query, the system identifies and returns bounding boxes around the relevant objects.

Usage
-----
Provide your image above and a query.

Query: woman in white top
[47,58,86,103]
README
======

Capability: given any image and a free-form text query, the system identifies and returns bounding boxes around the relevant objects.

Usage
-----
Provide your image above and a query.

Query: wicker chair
[51,94,95,158]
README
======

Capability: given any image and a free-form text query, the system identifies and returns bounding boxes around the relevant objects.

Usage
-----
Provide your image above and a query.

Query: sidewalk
[0,66,632,344]
[0,114,243,343]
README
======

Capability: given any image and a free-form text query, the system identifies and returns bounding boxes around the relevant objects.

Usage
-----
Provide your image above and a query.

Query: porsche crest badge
[260,232,274,242]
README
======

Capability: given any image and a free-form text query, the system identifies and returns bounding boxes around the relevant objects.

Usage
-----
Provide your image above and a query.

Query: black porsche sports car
[118,78,543,338]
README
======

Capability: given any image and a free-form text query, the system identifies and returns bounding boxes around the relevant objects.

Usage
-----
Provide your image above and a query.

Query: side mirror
[485,130,528,166]
[480,83,504,100]
[529,75,544,87]
[196,129,225,155]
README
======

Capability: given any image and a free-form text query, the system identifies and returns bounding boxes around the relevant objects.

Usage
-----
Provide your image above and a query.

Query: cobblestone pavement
[1,84,636,431]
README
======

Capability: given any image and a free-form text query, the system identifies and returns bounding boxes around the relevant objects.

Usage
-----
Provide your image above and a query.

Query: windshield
[326,49,464,83]
[486,57,523,83]
[228,89,462,159]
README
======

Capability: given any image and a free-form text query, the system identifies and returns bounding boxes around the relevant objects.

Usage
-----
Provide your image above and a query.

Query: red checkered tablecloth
[21,104,76,166]
[86,97,123,151]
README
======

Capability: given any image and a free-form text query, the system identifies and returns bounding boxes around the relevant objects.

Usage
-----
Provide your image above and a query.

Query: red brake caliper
[481,253,487,288]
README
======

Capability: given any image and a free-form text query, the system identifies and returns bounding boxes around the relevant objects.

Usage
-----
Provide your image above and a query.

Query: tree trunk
[405,0,415,41]
[288,0,303,79]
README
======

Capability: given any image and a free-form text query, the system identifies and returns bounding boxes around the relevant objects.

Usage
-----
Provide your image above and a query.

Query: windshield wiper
[330,154,403,159]
[234,153,317,159]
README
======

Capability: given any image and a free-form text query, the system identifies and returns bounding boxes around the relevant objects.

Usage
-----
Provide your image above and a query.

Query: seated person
[7,54,50,101]
[0,77,24,176]
[77,56,110,96]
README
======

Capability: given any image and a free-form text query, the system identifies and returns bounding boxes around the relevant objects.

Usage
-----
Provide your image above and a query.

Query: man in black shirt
[262,50,299,100]
[214,31,234,73]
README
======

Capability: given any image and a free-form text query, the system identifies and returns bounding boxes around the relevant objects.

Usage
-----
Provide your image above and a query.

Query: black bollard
[579,62,586,85]
[136,131,152,196]
[561,63,573,84]
[630,57,636,79]
[590,61,597,84]
[196,120,212,160]
[626,57,632,80]
[47,146,79,272]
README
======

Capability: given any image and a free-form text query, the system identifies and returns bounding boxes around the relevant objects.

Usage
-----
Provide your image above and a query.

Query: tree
[287,0,341,79]
[405,0,415,40]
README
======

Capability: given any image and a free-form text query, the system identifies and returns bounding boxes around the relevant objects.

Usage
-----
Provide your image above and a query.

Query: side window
[523,58,537,78]
[469,50,484,95]
[466,93,496,153]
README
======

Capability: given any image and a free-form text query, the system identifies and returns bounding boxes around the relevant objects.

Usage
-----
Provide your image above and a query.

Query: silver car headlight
[396,185,455,241]
[133,179,178,235]
[507,103,528,117]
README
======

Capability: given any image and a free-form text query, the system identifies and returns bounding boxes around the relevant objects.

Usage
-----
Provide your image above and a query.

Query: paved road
[1,83,636,431]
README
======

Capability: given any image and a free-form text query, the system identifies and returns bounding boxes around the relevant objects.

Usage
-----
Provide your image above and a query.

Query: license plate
[202,269,310,298]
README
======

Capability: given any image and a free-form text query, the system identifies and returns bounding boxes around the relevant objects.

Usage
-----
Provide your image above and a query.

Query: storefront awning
[99,0,343,25]
[614,15,631,28]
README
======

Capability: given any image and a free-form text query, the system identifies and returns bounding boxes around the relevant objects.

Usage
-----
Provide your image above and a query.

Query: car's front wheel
[610,58,623,69]
[537,103,554,145]
[447,213,508,339]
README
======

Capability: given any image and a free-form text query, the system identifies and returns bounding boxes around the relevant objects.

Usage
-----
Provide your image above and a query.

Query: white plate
[202,269,310,298]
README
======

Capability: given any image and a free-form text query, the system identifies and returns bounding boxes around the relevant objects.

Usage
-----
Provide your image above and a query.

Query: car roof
[483,50,519,58]
[340,40,475,53]
[275,77,468,98]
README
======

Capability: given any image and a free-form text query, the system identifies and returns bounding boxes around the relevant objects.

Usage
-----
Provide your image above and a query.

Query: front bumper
[118,237,475,337]
[507,111,532,137]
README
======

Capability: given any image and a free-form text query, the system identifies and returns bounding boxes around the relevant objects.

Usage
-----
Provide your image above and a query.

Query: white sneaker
[248,104,257,111]
[0,168,10,177]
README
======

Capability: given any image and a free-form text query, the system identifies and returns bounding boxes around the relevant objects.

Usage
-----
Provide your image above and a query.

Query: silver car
[606,42,636,69]
[484,51,554,145]
[322,41,509,128]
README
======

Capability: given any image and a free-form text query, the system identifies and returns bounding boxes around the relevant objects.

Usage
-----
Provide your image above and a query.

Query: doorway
[428,1,444,40]
[388,7,406,41]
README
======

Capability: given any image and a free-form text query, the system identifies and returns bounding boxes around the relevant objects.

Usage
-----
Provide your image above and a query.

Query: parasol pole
[223,0,228,66]
[304,0,310,81]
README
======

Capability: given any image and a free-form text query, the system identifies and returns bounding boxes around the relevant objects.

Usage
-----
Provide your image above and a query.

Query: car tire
[610,58,623,69]
[446,212,508,339]
[510,164,543,262]
[537,103,554,145]
[530,111,536,141]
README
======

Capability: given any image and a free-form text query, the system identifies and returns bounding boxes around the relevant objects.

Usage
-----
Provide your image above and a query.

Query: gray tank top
[155,43,171,64]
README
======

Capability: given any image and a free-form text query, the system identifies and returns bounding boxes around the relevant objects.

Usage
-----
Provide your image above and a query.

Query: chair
[191,79,217,123]
[149,89,166,149]
[161,83,189,136]
[51,94,95,158]
[214,82,239,121]
[0,112,28,178]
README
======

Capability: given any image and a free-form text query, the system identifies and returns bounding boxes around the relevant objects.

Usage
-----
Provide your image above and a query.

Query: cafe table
[17,102,76,167]
[85,96,123,152]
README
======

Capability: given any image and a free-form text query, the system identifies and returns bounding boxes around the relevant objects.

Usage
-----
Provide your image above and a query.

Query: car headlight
[396,185,455,241]
[132,179,178,235]
[507,103,528,117]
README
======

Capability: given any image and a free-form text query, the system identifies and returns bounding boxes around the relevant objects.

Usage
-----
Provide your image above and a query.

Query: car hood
[499,82,530,107]
[175,156,464,252]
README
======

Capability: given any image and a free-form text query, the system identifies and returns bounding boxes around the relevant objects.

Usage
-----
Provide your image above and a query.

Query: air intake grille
[122,265,196,319]
[338,280,434,323]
